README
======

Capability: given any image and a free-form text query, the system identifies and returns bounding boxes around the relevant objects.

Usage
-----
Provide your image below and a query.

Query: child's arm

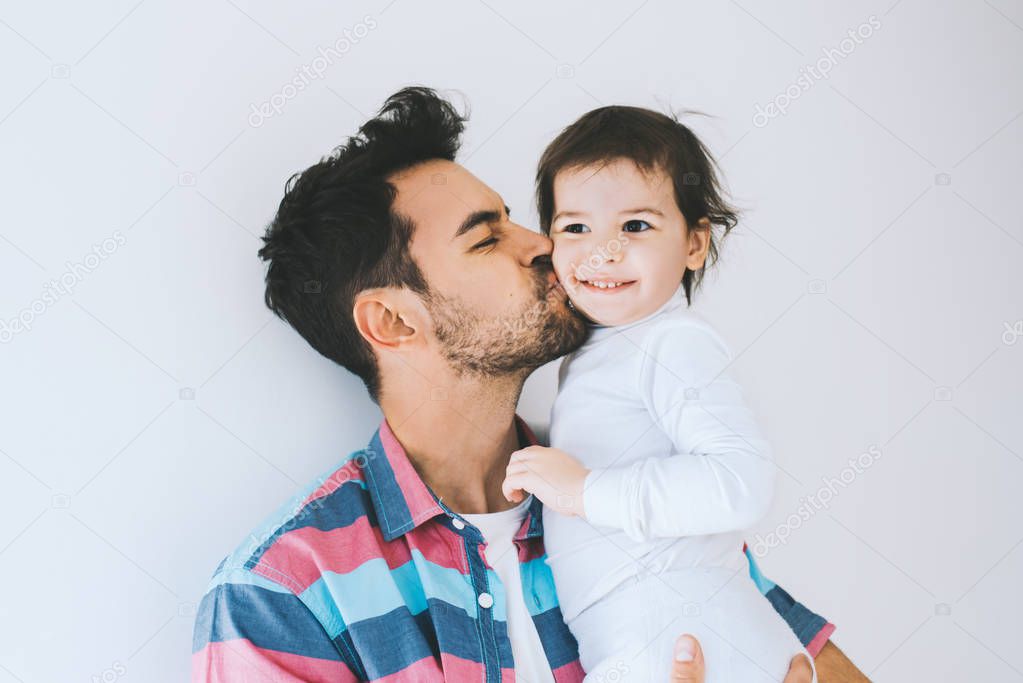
[583,318,777,542]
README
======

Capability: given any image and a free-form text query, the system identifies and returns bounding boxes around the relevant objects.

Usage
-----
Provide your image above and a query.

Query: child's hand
[501,446,589,518]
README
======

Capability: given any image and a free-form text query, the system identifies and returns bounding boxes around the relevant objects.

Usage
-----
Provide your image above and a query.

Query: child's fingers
[505,461,541,496]
[501,473,528,502]
[504,486,525,503]
[509,447,539,463]
[504,461,531,477]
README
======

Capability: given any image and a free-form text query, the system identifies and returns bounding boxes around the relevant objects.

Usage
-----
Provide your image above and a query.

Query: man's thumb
[671,634,705,682]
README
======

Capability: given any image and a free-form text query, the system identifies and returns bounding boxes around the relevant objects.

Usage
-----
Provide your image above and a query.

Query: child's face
[550,158,709,326]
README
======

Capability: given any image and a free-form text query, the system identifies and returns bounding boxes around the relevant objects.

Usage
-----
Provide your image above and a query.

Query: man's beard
[426,273,590,377]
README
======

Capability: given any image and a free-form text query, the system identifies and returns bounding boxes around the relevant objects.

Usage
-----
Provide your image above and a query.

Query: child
[502,106,815,682]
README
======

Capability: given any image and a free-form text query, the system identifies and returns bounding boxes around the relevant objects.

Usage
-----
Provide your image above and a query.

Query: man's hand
[670,635,817,682]
[671,635,705,681]
[814,641,869,682]
[501,445,589,517]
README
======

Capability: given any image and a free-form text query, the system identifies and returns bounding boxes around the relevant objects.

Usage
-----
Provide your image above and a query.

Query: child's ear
[685,217,713,271]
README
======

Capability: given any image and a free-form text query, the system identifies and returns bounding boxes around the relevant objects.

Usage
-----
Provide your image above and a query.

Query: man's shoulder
[193,446,387,661]
[204,446,376,595]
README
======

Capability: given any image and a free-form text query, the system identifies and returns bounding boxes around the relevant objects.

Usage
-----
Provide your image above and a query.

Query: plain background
[1,1,1021,681]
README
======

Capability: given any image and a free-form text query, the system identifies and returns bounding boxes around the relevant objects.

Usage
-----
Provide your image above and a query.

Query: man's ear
[685,217,713,271]
[352,288,422,351]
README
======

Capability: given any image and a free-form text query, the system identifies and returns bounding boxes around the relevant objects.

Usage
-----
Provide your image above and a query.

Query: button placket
[460,527,500,681]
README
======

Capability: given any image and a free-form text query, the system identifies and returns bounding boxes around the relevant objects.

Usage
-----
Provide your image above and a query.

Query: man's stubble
[427,271,590,378]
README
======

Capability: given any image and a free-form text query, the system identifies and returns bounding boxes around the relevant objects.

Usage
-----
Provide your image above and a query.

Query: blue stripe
[519,556,560,615]
[362,429,418,541]
[744,546,777,594]
[306,549,491,626]
[764,585,829,648]
[347,600,514,679]
[532,605,581,669]
[192,581,342,660]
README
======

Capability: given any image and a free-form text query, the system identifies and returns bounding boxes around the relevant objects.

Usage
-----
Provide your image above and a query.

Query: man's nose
[511,222,554,266]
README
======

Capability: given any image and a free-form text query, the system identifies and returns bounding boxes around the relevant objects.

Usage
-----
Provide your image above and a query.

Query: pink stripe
[378,418,443,522]
[553,658,587,682]
[374,655,442,681]
[254,518,410,592]
[300,459,364,508]
[372,652,498,682]
[254,515,470,592]
[406,521,472,573]
[191,640,357,682]
[806,622,836,658]
[439,652,508,681]
[517,533,545,563]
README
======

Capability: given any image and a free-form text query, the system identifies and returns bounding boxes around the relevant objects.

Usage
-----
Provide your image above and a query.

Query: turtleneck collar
[581,281,687,348]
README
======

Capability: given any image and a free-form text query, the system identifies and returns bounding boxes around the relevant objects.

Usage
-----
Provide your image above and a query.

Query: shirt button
[452,518,465,530]
[477,592,494,609]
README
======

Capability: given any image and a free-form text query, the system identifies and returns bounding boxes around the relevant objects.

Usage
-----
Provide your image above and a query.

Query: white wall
[1,1,1020,681]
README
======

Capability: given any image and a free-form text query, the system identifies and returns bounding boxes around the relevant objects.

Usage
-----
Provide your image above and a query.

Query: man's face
[391,160,589,376]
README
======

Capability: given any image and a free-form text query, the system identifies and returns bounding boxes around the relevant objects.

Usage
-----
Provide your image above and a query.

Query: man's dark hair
[257,87,465,403]
[535,105,738,304]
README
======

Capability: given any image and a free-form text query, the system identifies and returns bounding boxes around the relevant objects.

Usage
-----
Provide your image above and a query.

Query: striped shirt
[192,414,834,681]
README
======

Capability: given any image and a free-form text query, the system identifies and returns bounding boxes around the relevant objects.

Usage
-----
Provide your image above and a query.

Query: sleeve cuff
[806,622,836,658]
[583,467,631,530]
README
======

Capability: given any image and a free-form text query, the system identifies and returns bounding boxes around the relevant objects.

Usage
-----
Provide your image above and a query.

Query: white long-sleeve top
[543,282,777,622]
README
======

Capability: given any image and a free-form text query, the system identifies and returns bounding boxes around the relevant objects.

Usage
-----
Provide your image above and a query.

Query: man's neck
[380,373,528,514]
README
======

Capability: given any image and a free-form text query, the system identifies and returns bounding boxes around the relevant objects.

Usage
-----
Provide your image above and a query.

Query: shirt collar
[362,413,542,542]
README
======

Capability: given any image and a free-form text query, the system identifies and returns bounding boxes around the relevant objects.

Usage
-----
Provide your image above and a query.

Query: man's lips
[547,280,567,298]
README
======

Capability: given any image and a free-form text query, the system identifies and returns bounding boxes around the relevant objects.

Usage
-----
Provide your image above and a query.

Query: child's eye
[623,219,652,232]
[561,223,589,234]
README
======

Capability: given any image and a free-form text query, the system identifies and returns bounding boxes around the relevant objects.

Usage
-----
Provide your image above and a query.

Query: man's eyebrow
[453,209,501,241]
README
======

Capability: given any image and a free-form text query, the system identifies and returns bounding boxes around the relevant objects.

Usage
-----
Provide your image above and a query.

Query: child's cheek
[550,238,574,283]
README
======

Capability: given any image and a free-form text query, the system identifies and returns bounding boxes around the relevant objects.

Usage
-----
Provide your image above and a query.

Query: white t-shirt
[462,495,555,683]
[544,281,777,622]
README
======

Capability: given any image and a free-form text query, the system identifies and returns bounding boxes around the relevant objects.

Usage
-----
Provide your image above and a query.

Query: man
[192,87,865,681]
